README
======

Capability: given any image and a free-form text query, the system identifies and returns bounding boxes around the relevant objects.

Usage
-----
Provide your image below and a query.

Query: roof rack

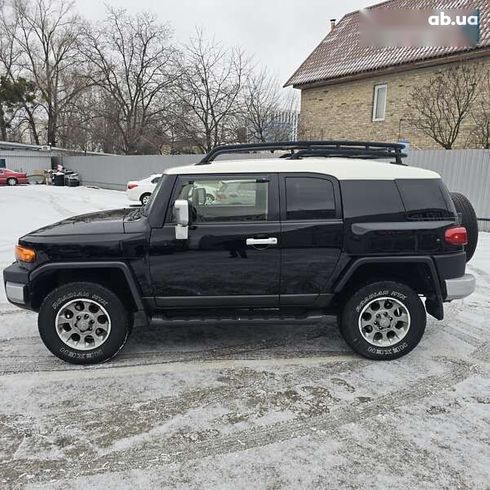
[197,141,407,165]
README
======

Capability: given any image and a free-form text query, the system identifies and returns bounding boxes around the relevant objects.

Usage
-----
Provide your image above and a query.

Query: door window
[175,178,269,222]
[285,177,336,220]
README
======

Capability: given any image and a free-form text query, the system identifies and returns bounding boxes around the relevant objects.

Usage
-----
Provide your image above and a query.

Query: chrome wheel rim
[55,298,111,351]
[142,195,150,205]
[358,297,411,347]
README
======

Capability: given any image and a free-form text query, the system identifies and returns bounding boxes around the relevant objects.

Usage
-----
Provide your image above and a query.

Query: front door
[149,173,280,308]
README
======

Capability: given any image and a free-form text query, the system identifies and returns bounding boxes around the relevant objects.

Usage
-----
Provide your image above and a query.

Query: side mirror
[193,187,207,206]
[173,199,189,240]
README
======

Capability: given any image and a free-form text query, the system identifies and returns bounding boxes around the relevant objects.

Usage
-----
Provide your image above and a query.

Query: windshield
[143,174,166,217]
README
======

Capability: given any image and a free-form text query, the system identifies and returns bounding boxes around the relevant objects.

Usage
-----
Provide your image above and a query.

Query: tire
[38,282,130,365]
[339,281,426,361]
[7,178,17,186]
[140,193,151,206]
[450,192,478,262]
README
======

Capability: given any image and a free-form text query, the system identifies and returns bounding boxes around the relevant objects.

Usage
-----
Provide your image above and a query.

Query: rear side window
[396,179,455,219]
[341,181,404,218]
[285,177,336,220]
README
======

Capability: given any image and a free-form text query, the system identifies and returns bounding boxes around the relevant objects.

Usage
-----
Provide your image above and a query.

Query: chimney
[330,18,336,30]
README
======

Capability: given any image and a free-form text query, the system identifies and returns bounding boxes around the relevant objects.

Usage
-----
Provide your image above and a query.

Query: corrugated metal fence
[406,150,490,231]
[63,149,490,231]
[63,154,201,190]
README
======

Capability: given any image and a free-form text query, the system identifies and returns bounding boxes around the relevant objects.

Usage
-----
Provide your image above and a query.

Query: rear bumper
[445,274,475,301]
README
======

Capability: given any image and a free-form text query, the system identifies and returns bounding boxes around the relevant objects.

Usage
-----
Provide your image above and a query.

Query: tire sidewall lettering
[356,290,407,313]
[52,291,109,310]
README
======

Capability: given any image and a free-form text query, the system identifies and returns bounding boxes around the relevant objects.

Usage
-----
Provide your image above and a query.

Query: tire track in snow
[0,357,474,485]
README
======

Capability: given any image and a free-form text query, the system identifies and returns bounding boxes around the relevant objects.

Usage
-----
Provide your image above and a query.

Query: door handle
[246,237,278,246]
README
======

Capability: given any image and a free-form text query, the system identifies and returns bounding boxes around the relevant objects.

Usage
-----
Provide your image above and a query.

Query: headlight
[15,245,36,263]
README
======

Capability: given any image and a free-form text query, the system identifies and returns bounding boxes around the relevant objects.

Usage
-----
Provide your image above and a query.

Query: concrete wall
[299,57,490,149]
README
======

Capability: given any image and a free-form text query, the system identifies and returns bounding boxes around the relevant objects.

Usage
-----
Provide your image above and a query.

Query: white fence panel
[63,149,490,230]
[407,150,490,231]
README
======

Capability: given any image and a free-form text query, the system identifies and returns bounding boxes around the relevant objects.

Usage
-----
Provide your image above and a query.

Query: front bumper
[3,262,30,306]
[5,281,27,304]
[445,273,476,300]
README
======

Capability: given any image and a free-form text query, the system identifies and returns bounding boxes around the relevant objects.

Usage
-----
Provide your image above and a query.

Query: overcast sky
[75,0,375,88]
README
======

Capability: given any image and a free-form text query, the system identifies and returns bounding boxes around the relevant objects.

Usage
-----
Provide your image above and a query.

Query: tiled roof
[286,0,490,87]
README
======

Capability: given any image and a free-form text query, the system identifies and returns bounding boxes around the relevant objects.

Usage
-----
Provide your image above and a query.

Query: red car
[0,168,29,186]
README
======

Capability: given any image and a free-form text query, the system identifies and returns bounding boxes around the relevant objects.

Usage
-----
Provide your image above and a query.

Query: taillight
[445,226,468,246]
[15,245,36,263]
[127,183,138,190]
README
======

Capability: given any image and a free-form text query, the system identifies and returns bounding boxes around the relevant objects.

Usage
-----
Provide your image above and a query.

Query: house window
[372,84,387,121]
[0,158,5,168]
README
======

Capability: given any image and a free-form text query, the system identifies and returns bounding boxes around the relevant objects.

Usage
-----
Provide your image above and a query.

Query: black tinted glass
[341,181,404,218]
[396,179,449,212]
[286,177,336,220]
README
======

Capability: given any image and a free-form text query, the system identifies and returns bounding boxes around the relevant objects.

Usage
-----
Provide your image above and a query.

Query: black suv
[3,141,478,364]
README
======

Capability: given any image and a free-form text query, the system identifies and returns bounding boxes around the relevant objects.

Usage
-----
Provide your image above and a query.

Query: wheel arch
[333,256,444,320]
[29,261,145,313]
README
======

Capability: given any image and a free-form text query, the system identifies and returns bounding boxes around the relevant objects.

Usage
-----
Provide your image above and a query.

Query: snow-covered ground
[0,185,489,489]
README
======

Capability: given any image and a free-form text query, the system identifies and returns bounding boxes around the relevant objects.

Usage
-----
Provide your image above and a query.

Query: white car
[126,174,162,205]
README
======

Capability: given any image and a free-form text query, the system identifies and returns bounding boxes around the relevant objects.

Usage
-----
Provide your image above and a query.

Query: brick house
[286,0,490,149]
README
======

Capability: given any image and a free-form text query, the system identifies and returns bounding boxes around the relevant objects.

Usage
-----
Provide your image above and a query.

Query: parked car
[0,168,28,186]
[126,174,162,205]
[3,141,478,365]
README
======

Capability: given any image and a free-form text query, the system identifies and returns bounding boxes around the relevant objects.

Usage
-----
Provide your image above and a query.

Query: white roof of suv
[166,158,440,181]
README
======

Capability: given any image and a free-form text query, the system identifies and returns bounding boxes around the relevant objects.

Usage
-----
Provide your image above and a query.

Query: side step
[151,310,327,327]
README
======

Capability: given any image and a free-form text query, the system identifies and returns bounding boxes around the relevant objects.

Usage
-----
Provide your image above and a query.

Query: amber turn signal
[15,245,36,263]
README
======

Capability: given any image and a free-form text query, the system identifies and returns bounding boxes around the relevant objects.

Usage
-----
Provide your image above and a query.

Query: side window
[175,178,269,222]
[285,177,336,220]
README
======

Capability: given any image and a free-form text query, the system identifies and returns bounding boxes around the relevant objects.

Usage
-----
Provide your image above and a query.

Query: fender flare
[333,256,444,320]
[30,261,145,311]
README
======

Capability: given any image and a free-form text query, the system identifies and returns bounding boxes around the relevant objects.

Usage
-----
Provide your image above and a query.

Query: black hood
[25,208,132,237]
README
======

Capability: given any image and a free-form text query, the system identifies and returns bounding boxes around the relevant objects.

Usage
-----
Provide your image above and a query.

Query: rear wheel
[38,282,130,364]
[140,193,151,206]
[339,281,426,360]
[450,192,478,262]
[7,178,17,186]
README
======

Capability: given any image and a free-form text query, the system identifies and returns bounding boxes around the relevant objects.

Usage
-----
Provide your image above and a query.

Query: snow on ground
[0,185,489,489]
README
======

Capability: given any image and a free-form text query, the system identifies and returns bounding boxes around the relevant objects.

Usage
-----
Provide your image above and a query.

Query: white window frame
[372,84,388,122]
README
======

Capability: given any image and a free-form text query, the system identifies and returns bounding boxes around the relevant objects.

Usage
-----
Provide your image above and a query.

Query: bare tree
[242,69,298,142]
[0,5,40,142]
[82,7,178,154]
[174,30,248,153]
[4,0,87,146]
[407,64,483,149]
[469,69,490,149]
[242,69,292,142]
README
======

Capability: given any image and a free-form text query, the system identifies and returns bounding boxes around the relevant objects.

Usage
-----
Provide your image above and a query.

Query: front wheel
[7,178,17,186]
[339,281,426,360]
[38,282,130,364]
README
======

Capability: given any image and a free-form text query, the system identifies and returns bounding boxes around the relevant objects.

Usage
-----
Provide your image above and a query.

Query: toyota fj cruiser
[3,141,478,364]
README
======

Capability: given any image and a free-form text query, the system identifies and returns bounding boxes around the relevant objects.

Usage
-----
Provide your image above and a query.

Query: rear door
[149,173,281,308]
[279,173,343,307]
